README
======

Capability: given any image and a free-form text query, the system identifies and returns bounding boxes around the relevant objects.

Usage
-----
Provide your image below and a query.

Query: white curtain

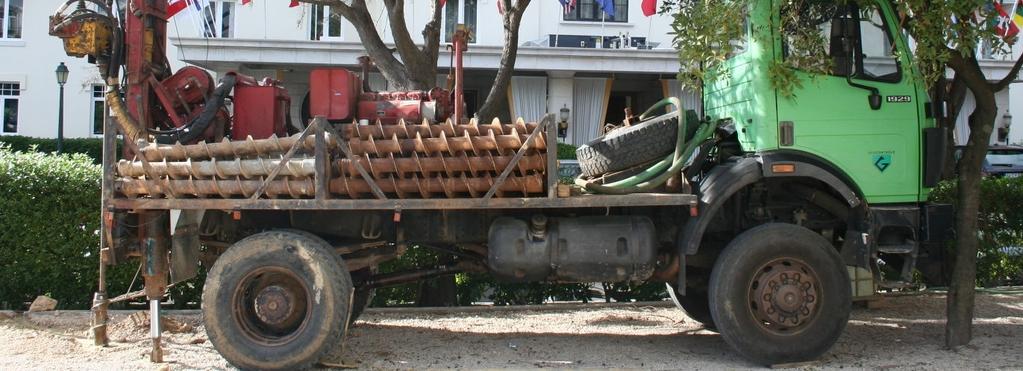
[571,78,609,145]
[509,76,548,122]
[664,79,702,117]
[955,91,975,146]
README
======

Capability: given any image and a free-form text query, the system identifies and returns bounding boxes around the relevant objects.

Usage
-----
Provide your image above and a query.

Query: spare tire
[576,112,683,178]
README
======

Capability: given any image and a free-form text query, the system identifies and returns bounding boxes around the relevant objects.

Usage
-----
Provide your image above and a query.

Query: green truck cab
[673,0,953,363]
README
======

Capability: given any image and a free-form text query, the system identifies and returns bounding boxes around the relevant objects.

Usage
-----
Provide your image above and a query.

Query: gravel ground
[0,291,1021,370]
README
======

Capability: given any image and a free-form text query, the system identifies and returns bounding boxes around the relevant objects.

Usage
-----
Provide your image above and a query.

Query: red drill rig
[47,0,526,365]
[48,0,461,145]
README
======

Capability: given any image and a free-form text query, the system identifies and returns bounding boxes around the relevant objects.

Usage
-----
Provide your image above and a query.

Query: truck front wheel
[708,223,850,365]
[202,230,354,370]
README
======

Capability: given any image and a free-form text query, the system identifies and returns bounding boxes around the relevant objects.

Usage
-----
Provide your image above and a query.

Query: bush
[0,136,117,164]
[557,143,578,160]
[929,177,1023,287]
[0,146,136,309]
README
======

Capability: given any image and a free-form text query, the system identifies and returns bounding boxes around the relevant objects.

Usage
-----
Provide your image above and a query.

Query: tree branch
[477,0,531,123]
[421,0,444,63]
[990,53,1023,92]
[384,0,427,70]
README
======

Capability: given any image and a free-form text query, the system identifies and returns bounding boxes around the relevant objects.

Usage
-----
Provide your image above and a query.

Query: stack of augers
[115,118,549,199]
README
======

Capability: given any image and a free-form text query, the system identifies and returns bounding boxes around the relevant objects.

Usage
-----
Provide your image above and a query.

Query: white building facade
[2,0,1022,146]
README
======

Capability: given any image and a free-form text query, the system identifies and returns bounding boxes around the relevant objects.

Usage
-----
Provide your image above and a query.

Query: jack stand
[141,210,170,364]
[149,299,163,363]
[91,291,109,346]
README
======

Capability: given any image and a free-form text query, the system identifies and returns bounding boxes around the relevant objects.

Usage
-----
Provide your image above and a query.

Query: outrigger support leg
[141,210,171,363]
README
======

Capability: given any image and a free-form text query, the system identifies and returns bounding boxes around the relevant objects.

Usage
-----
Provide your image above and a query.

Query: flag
[167,0,188,17]
[993,1,1020,39]
[595,0,614,18]
[558,0,576,14]
[440,0,447,7]
[1013,0,1023,29]
[642,0,656,16]
[290,0,300,7]
[241,0,250,5]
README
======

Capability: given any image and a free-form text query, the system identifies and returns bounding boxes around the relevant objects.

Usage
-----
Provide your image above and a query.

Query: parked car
[953,145,1023,178]
[983,145,1023,178]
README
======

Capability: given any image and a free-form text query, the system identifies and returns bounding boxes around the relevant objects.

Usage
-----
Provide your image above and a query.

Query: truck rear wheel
[202,230,353,371]
[708,223,850,365]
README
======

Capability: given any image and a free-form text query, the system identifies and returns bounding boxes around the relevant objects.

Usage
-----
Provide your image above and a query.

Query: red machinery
[307,58,454,125]
[49,0,288,144]
[232,74,290,139]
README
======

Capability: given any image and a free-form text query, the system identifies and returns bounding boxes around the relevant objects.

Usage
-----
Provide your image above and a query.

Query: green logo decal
[872,154,892,172]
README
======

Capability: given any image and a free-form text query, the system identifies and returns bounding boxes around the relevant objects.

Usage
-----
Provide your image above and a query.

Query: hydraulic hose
[154,74,236,144]
[575,97,716,194]
[105,85,143,143]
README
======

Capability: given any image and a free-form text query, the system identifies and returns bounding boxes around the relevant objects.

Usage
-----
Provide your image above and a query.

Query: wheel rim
[232,267,311,346]
[747,257,821,335]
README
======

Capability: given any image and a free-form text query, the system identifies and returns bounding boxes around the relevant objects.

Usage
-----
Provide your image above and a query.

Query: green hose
[575,97,716,194]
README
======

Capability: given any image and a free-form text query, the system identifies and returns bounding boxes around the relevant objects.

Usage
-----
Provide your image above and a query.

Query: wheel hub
[233,268,311,344]
[254,285,296,325]
[749,258,819,333]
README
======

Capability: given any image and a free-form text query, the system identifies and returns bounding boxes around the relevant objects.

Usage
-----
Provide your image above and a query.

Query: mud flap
[170,210,204,284]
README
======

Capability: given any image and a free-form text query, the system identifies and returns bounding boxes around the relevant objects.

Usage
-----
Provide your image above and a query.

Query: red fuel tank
[309,69,361,121]
[233,75,290,140]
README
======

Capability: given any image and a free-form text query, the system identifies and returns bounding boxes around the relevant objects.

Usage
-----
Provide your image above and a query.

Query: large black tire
[576,113,679,177]
[202,230,354,371]
[665,283,716,329]
[708,223,851,366]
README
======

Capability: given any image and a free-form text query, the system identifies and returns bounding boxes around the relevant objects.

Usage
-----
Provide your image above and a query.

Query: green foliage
[0,136,118,164]
[0,146,135,309]
[893,0,1010,86]
[602,282,669,302]
[930,177,1023,286]
[664,0,749,89]
[557,143,578,160]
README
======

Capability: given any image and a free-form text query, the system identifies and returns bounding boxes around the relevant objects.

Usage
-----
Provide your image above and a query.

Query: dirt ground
[1,291,1021,370]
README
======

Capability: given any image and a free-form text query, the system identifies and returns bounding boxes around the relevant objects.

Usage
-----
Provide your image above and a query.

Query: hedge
[0,136,117,164]
[0,146,137,309]
[929,177,1023,287]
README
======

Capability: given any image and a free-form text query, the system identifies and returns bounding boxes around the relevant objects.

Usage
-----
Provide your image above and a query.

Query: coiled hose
[575,97,716,194]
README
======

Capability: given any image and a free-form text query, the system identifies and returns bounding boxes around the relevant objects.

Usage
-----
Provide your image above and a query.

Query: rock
[28,296,58,312]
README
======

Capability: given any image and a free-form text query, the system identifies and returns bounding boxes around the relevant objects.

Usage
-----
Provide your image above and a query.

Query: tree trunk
[941,75,968,180]
[301,0,442,91]
[476,0,531,124]
[944,54,997,349]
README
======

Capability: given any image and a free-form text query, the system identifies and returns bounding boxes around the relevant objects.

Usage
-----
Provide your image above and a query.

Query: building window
[309,4,342,40]
[1,82,19,134]
[91,85,106,135]
[201,1,234,38]
[564,0,628,23]
[1,0,23,39]
[444,0,477,43]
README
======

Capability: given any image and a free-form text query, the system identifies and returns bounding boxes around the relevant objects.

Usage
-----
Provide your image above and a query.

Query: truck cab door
[773,1,921,204]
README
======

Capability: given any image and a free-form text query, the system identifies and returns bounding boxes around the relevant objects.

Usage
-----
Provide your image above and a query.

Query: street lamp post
[55,62,69,155]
